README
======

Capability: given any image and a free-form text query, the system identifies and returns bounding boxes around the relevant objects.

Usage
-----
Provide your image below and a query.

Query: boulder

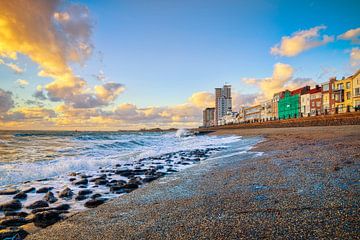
[78,189,92,195]
[0,216,29,227]
[44,191,58,203]
[0,228,28,239]
[75,195,88,201]
[22,187,35,193]
[13,191,27,200]
[31,204,71,214]
[94,179,108,185]
[0,200,22,211]
[91,193,102,199]
[123,183,139,190]
[0,188,19,195]
[36,187,53,193]
[73,178,88,185]
[26,200,49,209]
[4,211,29,218]
[84,198,106,208]
[58,187,73,199]
[33,210,62,228]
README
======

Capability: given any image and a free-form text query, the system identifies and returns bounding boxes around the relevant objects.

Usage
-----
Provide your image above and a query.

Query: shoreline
[12,126,360,239]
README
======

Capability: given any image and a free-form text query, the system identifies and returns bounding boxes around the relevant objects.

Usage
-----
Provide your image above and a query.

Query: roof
[309,87,322,94]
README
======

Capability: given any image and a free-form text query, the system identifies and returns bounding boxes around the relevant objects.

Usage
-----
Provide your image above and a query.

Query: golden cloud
[271,26,334,57]
[350,48,360,67]
[338,27,360,44]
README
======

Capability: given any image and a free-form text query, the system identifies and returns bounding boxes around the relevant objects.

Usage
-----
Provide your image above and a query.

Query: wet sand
[28,125,360,239]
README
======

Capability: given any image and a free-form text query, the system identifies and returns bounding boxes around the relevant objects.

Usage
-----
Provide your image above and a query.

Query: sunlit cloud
[16,79,29,88]
[338,27,360,44]
[350,47,360,67]
[271,26,334,57]
[0,88,14,114]
[0,59,24,74]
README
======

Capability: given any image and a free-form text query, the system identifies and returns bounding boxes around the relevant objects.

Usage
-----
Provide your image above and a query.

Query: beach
[25,125,360,239]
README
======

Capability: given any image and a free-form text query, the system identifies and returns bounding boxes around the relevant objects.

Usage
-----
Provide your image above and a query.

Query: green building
[278,90,300,119]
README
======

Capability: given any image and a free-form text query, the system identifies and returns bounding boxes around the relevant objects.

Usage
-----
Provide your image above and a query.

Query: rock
[0,216,29,227]
[84,198,106,208]
[0,228,28,239]
[33,210,63,228]
[31,204,71,214]
[80,174,92,179]
[142,176,159,183]
[110,185,125,192]
[44,191,58,203]
[73,178,88,185]
[123,183,139,190]
[167,168,178,173]
[78,189,92,195]
[68,172,77,176]
[26,200,49,209]
[13,191,27,200]
[94,179,108,185]
[69,177,76,181]
[22,187,35,193]
[91,193,102,199]
[0,200,22,211]
[0,188,19,195]
[36,187,53,193]
[58,187,73,199]
[55,204,71,211]
[75,195,88,201]
[115,169,133,177]
[4,211,29,218]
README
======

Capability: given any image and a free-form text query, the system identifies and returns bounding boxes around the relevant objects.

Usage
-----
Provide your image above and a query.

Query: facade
[279,86,310,119]
[300,92,311,117]
[272,91,285,119]
[310,86,322,116]
[334,77,352,113]
[219,111,238,125]
[202,107,215,127]
[244,105,261,122]
[260,100,273,121]
[351,70,360,109]
[215,84,232,125]
[321,78,336,114]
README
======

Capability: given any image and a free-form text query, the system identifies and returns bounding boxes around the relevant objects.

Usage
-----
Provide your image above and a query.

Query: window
[346,92,351,100]
[316,102,321,107]
[338,83,343,90]
[346,82,351,89]
[355,88,360,96]
[322,84,329,91]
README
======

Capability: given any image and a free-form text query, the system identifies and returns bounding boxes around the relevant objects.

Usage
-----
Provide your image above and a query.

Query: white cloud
[338,27,360,44]
[16,79,29,88]
[271,26,334,57]
[350,48,360,67]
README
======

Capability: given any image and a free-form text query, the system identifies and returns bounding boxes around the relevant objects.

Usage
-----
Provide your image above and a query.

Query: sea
[0,129,261,217]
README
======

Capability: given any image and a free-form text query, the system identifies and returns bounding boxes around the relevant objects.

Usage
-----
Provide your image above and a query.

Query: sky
[0,0,359,130]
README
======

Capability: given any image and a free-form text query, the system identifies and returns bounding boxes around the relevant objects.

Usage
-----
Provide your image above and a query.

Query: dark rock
[78,189,92,195]
[0,228,28,239]
[142,176,159,183]
[13,191,27,200]
[94,179,108,185]
[33,210,63,228]
[0,188,19,195]
[58,187,73,199]
[4,211,29,218]
[75,195,88,201]
[36,187,53,193]
[73,178,88,185]
[68,172,77,176]
[0,200,22,211]
[26,200,49,209]
[123,183,139,190]
[91,193,102,199]
[69,177,76,181]
[80,174,92,179]
[55,204,71,211]
[167,168,178,173]
[22,187,35,193]
[110,185,125,192]
[115,169,133,177]
[84,198,106,208]
[44,191,58,203]
[31,204,71,214]
[0,216,29,227]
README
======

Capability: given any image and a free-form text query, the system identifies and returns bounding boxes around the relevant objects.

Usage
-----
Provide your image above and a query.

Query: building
[244,105,261,122]
[202,107,215,127]
[334,76,352,113]
[310,85,322,116]
[321,77,336,114]
[215,84,232,125]
[279,86,310,119]
[219,111,238,125]
[351,70,360,110]
[300,91,311,117]
[260,100,273,121]
[272,91,285,119]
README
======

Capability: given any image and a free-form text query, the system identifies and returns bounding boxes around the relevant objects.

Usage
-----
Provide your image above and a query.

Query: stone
[123,183,139,190]
[26,200,49,209]
[0,200,22,211]
[33,210,62,228]
[58,187,73,199]
[44,191,58,203]
[22,187,35,193]
[91,193,102,199]
[94,179,108,185]
[75,195,88,201]
[167,168,178,173]
[4,211,29,218]
[0,188,19,195]
[84,198,106,208]
[78,189,92,195]
[0,216,29,227]
[0,228,29,239]
[73,178,88,185]
[13,191,27,199]
[31,204,71,214]
[142,176,159,183]
[36,187,53,193]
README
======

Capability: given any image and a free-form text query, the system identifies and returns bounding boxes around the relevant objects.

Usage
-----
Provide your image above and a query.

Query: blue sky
[0,0,359,129]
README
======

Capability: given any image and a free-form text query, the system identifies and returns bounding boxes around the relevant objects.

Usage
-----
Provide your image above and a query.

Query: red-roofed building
[310,85,322,115]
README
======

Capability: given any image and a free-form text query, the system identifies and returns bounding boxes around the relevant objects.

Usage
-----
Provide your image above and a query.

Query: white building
[301,92,311,117]
[219,111,238,125]
[260,100,273,121]
[215,84,232,125]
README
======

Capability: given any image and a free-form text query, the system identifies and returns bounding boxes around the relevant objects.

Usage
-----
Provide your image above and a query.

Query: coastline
[27,125,360,239]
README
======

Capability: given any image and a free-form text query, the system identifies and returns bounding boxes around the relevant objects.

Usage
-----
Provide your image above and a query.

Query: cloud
[0,60,24,73]
[350,47,360,67]
[188,91,214,108]
[1,107,56,122]
[271,26,334,57]
[33,85,47,100]
[0,89,14,114]
[243,63,316,100]
[0,0,124,109]
[94,83,125,103]
[93,70,106,82]
[16,79,29,88]
[338,27,360,44]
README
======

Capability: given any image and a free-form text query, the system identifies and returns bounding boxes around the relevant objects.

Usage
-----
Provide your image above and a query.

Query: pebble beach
[22,125,360,239]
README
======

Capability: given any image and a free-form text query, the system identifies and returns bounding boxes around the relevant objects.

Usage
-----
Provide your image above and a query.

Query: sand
[27,125,360,239]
